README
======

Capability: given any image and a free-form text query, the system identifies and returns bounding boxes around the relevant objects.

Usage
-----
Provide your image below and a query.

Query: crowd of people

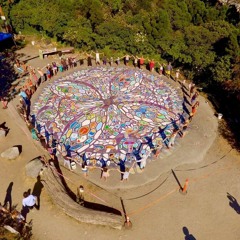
[1,50,178,111]
[0,48,201,231]
[3,49,200,185]
[27,84,199,183]
[84,51,172,75]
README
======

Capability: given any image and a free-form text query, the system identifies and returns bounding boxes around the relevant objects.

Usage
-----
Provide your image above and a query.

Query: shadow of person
[0,122,10,136]
[0,122,8,130]
[178,113,186,124]
[3,182,13,211]
[227,192,240,214]
[182,102,190,116]
[183,95,192,106]
[183,226,196,240]
[181,86,190,97]
[32,176,44,210]
[170,118,180,131]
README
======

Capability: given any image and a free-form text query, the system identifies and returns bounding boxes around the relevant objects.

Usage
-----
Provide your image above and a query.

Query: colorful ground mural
[32,67,183,162]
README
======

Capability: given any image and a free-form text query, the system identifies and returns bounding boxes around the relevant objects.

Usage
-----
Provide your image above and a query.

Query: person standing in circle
[124,54,130,66]
[175,69,180,81]
[166,62,173,77]
[139,56,145,69]
[149,59,155,72]
[86,53,93,67]
[95,51,101,65]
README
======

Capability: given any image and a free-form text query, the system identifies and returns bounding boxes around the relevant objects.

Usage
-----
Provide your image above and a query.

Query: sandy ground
[0,44,240,240]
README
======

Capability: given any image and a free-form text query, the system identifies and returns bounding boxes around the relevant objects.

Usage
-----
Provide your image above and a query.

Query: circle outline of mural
[32,67,183,160]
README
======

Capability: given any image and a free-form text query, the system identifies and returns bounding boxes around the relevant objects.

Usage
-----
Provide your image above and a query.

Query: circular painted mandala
[32,67,183,159]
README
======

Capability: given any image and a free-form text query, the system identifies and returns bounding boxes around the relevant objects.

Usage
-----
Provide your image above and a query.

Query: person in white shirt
[95,51,101,65]
[22,192,37,208]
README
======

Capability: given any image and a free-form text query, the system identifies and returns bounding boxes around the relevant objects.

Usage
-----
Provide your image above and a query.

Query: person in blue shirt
[116,157,126,181]
[132,143,143,167]
[19,89,28,100]
[143,136,155,149]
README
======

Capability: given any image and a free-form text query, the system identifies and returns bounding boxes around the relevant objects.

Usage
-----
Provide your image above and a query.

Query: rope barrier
[126,161,233,217]
[128,188,178,217]
[123,147,233,201]
[124,171,171,201]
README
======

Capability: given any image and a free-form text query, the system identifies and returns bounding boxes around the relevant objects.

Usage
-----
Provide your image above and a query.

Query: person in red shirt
[138,56,145,69]
[189,101,200,121]
[149,59,155,72]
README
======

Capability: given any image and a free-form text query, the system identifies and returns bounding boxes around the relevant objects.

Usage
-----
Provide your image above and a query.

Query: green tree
[210,56,232,83]
[103,0,122,16]
[63,17,94,50]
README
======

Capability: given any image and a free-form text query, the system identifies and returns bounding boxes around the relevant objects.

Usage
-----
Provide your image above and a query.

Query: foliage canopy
[1,0,240,88]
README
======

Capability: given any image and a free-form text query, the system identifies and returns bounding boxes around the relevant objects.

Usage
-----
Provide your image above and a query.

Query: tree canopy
[1,0,239,88]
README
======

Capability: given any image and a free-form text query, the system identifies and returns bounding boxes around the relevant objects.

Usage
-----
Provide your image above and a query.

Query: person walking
[76,185,84,206]
[22,192,37,209]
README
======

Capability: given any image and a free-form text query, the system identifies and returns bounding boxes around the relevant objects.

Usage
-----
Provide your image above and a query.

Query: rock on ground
[1,146,20,160]
[25,157,44,178]
[0,130,5,138]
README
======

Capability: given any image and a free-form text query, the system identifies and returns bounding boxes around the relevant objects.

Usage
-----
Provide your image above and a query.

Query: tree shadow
[3,182,13,211]
[32,176,44,210]
[182,86,190,97]
[227,192,240,214]
[0,48,26,99]
[208,92,240,151]
[183,226,196,240]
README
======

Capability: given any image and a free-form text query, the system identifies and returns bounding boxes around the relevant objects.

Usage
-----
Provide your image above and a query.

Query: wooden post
[120,197,132,229]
